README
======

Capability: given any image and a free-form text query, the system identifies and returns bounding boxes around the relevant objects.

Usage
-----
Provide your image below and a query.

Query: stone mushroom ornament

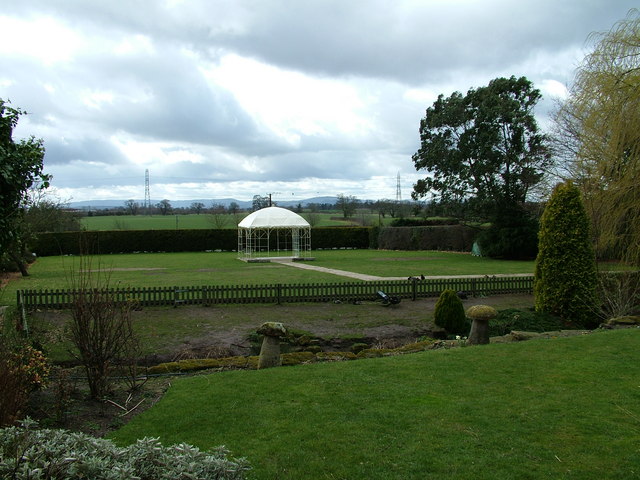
[257,322,288,369]
[466,305,497,345]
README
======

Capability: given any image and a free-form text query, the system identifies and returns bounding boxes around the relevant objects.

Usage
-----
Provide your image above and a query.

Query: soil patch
[0,271,21,289]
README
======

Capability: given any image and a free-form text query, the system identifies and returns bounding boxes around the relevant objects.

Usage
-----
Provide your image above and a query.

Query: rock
[509,331,543,341]
[606,316,640,326]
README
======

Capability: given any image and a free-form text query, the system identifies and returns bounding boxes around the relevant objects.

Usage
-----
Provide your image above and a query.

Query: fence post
[15,291,29,335]
[277,284,282,305]
[411,278,417,301]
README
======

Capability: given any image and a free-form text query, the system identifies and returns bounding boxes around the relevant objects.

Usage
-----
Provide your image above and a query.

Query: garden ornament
[257,321,287,369]
[466,305,497,345]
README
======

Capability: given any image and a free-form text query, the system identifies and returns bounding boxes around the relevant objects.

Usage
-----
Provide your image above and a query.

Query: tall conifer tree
[534,181,597,327]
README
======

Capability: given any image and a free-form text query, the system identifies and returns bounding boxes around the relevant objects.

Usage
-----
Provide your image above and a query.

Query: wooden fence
[17,275,533,310]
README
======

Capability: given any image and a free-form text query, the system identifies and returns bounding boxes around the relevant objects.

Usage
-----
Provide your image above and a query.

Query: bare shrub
[596,271,640,320]
[68,257,138,399]
[172,344,235,362]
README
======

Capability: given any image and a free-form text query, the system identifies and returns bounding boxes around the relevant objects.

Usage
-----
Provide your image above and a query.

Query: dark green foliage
[377,225,477,251]
[412,77,550,260]
[534,181,598,327]
[0,100,49,257]
[489,308,567,336]
[311,227,371,249]
[390,218,459,227]
[30,226,479,256]
[477,204,539,259]
[412,77,550,212]
[30,229,238,256]
[433,289,468,335]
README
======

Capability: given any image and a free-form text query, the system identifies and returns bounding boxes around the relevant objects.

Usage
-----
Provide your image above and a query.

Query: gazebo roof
[238,206,310,229]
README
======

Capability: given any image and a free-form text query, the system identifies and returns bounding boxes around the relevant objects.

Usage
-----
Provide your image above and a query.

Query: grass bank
[110,329,640,479]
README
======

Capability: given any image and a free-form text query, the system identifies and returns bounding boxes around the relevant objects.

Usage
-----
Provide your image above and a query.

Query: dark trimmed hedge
[389,218,459,227]
[377,225,478,251]
[30,229,237,256]
[311,227,371,250]
[30,226,476,256]
[30,227,373,256]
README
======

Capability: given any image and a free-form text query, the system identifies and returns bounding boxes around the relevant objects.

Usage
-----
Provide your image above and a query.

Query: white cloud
[539,79,570,100]
[204,54,374,145]
[0,15,81,65]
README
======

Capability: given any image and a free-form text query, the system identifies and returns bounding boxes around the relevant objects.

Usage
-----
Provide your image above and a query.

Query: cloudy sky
[1,1,636,204]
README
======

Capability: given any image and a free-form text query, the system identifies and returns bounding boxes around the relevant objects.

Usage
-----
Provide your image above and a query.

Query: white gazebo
[237,206,312,262]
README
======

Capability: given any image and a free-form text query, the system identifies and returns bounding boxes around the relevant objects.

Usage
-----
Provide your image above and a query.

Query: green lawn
[4,250,626,308]
[311,249,535,276]
[110,329,640,479]
[1,250,537,307]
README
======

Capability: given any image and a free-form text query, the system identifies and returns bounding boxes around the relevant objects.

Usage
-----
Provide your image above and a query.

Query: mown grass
[110,329,640,479]
[312,249,535,276]
[3,250,626,309]
[0,252,347,306]
[1,250,537,306]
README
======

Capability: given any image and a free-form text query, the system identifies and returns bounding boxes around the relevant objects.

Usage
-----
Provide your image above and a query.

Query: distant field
[80,212,411,230]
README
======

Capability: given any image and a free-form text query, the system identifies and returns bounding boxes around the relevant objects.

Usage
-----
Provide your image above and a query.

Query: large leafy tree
[553,9,640,265]
[411,76,551,258]
[412,76,550,213]
[0,99,49,267]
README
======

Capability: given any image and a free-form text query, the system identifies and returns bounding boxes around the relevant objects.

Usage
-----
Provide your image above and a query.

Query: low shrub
[489,308,567,337]
[0,341,49,427]
[0,419,250,479]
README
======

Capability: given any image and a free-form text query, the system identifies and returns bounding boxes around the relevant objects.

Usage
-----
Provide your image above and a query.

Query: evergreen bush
[534,181,598,327]
[433,289,468,336]
[0,420,250,479]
